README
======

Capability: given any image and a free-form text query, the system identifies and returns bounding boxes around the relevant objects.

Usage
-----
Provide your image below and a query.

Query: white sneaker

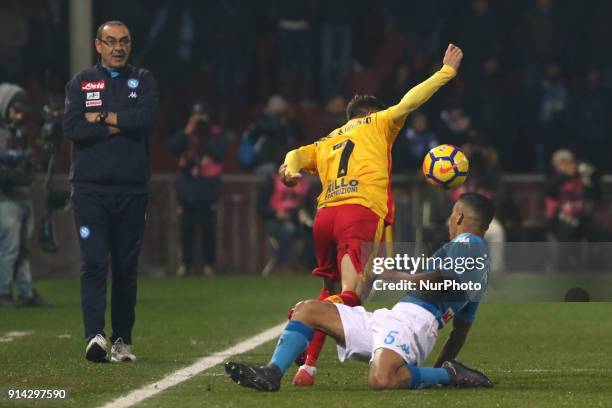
[203,265,215,277]
[177,263,187,277]
[110,338,136,362]
[85,334,108,363]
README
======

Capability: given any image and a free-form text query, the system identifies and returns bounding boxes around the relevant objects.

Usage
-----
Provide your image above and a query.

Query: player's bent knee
[368,354,403,390]
[291,300,305,312]
[367,371,394,390]
[292,299,319,323]
[292,299,335,330]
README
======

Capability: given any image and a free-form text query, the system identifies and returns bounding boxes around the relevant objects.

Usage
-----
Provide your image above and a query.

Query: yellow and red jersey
[288,108,402,224]
[285,64,457,225]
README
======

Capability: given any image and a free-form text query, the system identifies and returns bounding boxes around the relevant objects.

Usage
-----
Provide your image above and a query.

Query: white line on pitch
[98,322,286,408]
[498,368,612,373]
[0,331,33,343]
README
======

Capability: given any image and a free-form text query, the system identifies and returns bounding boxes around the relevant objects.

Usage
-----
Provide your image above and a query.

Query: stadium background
[2,1,612,407]
[1,0,611,276]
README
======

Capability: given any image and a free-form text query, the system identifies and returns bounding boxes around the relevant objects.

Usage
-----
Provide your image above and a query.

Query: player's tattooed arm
[433,318,472,368]
[389,43,463,125]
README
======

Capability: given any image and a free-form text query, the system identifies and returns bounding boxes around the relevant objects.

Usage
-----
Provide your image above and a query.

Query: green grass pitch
[1,276,611,407]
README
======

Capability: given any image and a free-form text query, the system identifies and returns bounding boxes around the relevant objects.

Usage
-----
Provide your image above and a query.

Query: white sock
[300,364,317,376]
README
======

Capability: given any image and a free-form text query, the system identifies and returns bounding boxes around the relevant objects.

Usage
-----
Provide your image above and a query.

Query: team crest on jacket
[127,78,139,89]
[79,226,91,239]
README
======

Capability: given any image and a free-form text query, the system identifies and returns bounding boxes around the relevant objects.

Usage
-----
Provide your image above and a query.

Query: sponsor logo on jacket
[85,100,103,107]
[81,80,105,91]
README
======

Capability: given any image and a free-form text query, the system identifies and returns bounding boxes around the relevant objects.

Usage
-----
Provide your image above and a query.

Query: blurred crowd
[3,0,612,174]
[128,0,612,174]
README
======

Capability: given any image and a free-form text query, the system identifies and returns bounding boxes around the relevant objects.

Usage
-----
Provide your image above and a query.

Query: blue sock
[269,321,314,374]
[406,364,451,389]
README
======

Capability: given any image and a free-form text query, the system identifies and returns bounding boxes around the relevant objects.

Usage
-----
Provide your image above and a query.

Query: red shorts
[312,204,385,282]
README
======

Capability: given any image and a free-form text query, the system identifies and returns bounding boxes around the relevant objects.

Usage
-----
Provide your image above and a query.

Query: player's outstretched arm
[433,318,471,367]
[280,144,317,187]
[279,163,302,187]
[390,44,463,125]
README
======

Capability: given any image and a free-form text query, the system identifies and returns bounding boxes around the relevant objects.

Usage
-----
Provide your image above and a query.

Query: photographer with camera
[167,103,228,277]
[0,83,46,308]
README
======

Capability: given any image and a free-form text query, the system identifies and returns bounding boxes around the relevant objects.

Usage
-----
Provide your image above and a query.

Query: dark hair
[458,192,495,229]
[96,20,131,39]
[346,94,385,120]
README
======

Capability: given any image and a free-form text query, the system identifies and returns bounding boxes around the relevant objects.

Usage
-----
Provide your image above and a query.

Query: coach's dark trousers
[71,183,147,345]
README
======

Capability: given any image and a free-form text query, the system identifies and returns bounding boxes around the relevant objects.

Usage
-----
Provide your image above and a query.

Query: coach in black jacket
[63,21,158,363]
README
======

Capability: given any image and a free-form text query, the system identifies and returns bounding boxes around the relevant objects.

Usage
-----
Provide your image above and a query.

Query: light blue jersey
[399,232,489,328]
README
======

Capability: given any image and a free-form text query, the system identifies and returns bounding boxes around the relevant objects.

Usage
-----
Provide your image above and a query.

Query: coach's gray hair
[96,20,131,39]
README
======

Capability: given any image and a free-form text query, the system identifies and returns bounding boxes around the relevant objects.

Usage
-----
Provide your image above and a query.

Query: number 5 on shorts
[384,330,399,345]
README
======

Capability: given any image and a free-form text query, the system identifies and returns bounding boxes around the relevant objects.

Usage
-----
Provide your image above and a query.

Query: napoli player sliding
[278,43,464,386]
[226,193,494,391]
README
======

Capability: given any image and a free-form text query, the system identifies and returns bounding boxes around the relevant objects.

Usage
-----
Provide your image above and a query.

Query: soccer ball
[422,144,469,189]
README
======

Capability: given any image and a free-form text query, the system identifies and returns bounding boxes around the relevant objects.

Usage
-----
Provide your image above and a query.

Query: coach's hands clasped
[443,43,463,71]
[279,164,302,187]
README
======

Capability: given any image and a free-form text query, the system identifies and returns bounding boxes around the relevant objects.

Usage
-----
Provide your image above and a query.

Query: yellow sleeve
[373,108,404,144]
[388,64,457,133]
[284,144,317,174]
